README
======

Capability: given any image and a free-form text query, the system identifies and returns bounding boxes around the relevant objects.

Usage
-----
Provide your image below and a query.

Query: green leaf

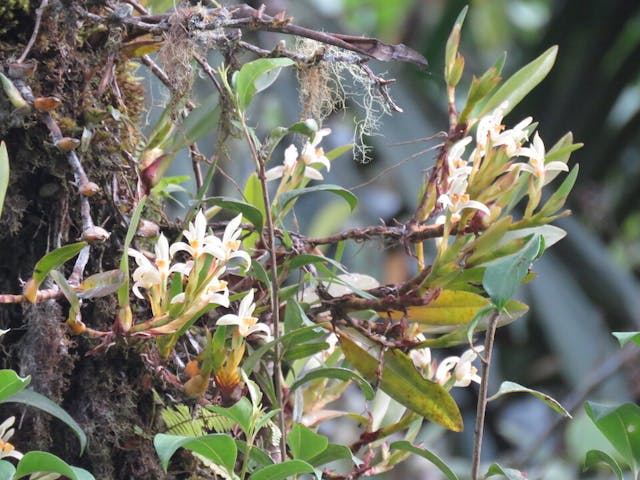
[249,459,315,480]
[285,254,348,274]
[205,397,253,436]
[283,342,330,361]
[390,441,459,480]
[479,45,558,118]
[324,144,352,162]
[306,443,355,467]
[234,58,295,111]
[287,423,328,462]
[585,402,640,473]
[487,381,571,418]
[532,164,579,220]
[278,184,358,212]
[248,259,271,288]
[243,173,265,217]
[75,270,124,299]
[0,141,9,218]
[153,433,237,473]
[172,94,219,151]
[612,331,640,347]
[284,298,313,332]
[236,440,274,469]
[290,367,375,400]
[0,460,16,479]
[583,450,624,480]
[339,329,463,431]
[389,290,491,326]
[1,389,88,454]
[118,197,147,306]
[50,270,80,321]
[15,451,95,480]
[205,196,264,232]
[23,242,87,303]
[484,463,528,479]
[150,175,190,201]
[483,235,541,309]
[544,132,582,184]
[243,324,329,373]
[444,6,467,85]
[286,119,318,138]
[459,53,505,123]
[0,369,30,401]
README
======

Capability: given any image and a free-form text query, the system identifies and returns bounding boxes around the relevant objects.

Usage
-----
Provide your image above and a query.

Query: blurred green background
[149,0,640,477]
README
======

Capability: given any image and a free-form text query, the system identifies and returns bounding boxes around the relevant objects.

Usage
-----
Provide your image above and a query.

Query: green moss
[0,0,30,36]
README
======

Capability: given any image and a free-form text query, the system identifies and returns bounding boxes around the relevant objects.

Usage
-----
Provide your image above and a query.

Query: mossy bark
[1,2,177,478]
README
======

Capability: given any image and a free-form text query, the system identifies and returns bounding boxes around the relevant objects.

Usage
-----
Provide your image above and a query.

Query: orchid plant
[0,5,589,480]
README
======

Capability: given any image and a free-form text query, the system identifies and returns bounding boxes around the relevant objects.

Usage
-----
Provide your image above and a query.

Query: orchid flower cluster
[409,342,484,389]
[265,126,332,194]
[128,210,272,395]
[436,102,569,230]
[127,211,269,340]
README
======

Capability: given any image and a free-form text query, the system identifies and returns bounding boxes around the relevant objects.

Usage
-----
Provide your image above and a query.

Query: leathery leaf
[386,290,490,326]
[338,328,462,431]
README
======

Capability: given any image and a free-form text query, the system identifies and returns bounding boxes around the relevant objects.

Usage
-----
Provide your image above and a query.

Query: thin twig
[239,116,287,459]
[349,142,444,191]
[188,144,204,190]
[17,0,49,63]
[301,220,457,246]
[75,4,427,67]
[471,311,499,480]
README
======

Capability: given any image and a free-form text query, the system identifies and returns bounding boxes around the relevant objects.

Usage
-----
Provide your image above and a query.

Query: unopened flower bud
[183,373,210,398]
[67,318,87,335]
[55,137,80,152]
[184,360,201,378]
[79,181,100,197]
[34,96,62,112]
[136,219,160,238]
[82,226,110,243]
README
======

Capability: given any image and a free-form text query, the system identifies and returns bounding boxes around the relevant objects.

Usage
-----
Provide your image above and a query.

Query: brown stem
[471,310,499,480]
[239,116,287,459]
[17,0,49,63]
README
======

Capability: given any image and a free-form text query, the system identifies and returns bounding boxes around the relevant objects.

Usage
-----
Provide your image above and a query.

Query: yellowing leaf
[338,328,462,431]
[387,290,490,326]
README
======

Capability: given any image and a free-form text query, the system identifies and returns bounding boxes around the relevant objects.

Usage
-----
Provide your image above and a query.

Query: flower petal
[303,166,324,180]
[265,165,285,181]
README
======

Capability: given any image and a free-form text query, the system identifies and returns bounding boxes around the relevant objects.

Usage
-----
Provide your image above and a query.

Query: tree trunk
[1,2,173,477]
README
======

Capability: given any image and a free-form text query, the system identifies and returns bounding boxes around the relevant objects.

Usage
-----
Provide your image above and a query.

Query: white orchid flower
[476,102,507,153]
[217,289,271,338]
[438,176,490,223]
[510,132,569,185]
[435,346,484,387]
[0,416,23,460]
[409,346,432,372]
[447,136,473,178]
[200,276,230,307]
[299,127,331,180]
[493,117,533,157]
[128,234,189,300]
[204,214,251,269]
[169,210,217,259]
[265,144,299,181]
